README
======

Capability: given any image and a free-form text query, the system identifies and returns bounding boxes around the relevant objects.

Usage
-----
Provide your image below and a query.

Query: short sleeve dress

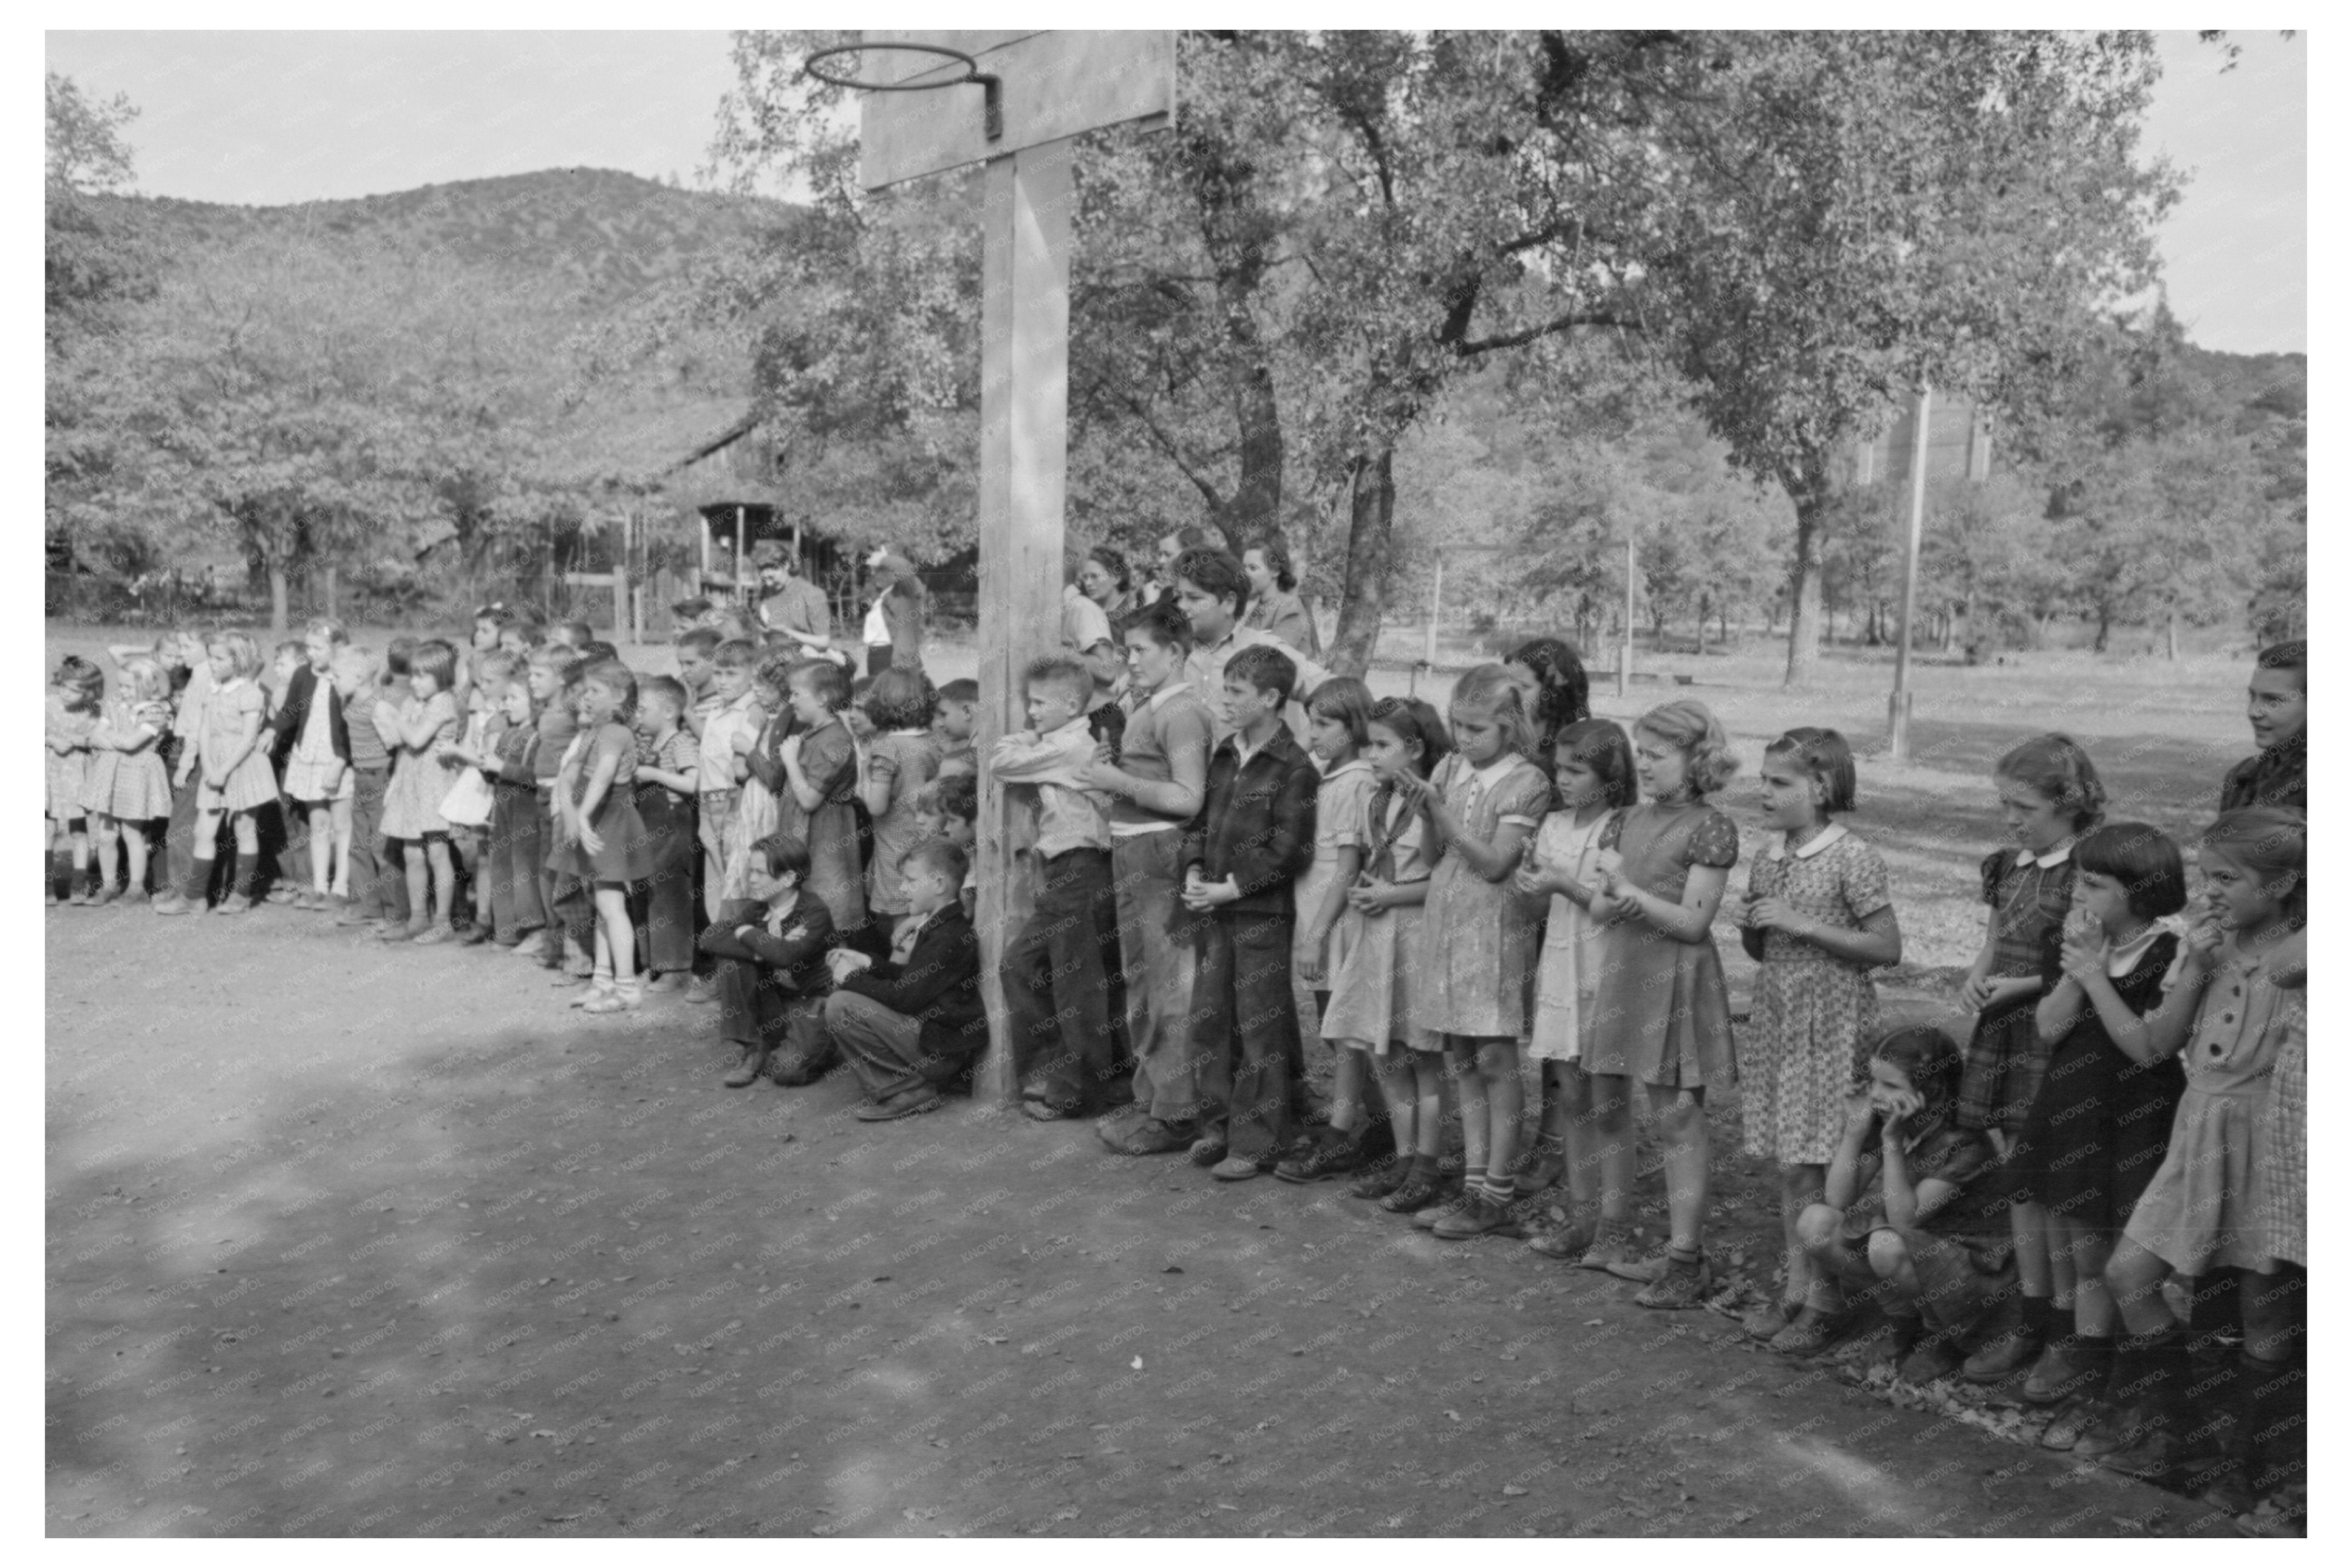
[2253,984,2306,1267]
[1740,825,1894,1162]
[2003,927,2183,1229]
[1295,758,1379,975]
[1581,798,1740,1088]
[1411,752,1550,1040]
[1526,808,1617,1063]
[1960,846,2076,1135]
[80,696,173,822]
[198,678,281,814]
[46,698,97,820]
[1320,784,1438,1056]
[2122,943,2299,1276]
[380,690,460,839]
[866,729,943,916]
[548,721,658,883]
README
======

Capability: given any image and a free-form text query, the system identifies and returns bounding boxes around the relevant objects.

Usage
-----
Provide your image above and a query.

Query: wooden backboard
[856,30,1174,191]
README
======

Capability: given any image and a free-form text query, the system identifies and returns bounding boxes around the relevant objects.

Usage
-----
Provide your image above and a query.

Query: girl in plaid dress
[1734,729,1903,1354]
[1958,734,2104,1382]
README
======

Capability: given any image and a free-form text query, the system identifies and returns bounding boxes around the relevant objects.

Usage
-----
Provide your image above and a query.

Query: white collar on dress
[1319,756,1374,782]
[1769,822,1849,861]
[1469,752,1520,788]
[2104,922,2165,977]
[2014,837,2076,870]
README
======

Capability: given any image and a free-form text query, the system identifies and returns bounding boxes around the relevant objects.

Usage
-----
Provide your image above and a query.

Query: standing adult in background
[862,551,927,679]
[1240,537,1318,656]
[1061,571,1122,708]
[1147,524,1226,608]
[1079,545,1141,629]
[756,545,837,661]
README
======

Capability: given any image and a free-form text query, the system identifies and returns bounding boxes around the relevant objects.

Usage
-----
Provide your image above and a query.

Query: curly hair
[863,667,937,732]
[1995,732,2105,832]
[1634,699,1738,797]
[1246,537,1298,593]
[1504,636,1591,737]
[1368,696,1451,779]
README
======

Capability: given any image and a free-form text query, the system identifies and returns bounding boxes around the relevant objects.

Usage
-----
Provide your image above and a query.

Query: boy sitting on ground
[822,840,986,1122]
[698,831,837,1088]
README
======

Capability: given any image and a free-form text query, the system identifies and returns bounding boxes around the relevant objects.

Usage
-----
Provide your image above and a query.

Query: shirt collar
[2016,836,2076,870]
[1770,822,1849,861]
[1043,716,1093,745]
[1143,680,1191,710]
[2105,922,2164,976]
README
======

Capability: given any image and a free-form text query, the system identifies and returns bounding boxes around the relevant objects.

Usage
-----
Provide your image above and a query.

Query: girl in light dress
[1512,718,1638,1264]
[79,655,176,904]
[1323,697,1451,1212]
[1279,678,1380,1182]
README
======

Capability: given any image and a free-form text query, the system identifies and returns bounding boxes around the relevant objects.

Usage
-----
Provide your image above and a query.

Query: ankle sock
[1480,1176,1514,1204]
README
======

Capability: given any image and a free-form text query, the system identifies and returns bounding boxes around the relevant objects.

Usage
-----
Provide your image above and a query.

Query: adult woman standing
[1079,545,1140,627]
[1239,538,1318,655]
[862,551,927,679]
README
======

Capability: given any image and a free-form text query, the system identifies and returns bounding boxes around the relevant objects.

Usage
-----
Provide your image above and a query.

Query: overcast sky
[44,28,2305,355]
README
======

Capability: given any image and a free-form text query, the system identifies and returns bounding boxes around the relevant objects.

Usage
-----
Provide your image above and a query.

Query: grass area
[53,618,2258,980]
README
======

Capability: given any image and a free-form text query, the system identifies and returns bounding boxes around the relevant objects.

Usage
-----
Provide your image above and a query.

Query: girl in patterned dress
[1958,733,2102,1381]
[165,633,279,916]
[1513,718,1636,1263]
[80,655,176,905]
[1400,666,1550,1239]
[2091,810,2305,1496]
[1279,678,1382,1182]
[1582,699,1741,1306]
[377,639,463,942]
[1735,728,1903,1353]
[768,658,868,953]
[45,657,103,904]
[1325,698,1451,1212]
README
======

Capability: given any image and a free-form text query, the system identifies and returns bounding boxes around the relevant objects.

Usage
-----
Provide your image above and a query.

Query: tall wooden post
[1422,555,1444,667]
[1618,536,1635,700]
[1887,383,1932,763]
[973,141,1074,1105]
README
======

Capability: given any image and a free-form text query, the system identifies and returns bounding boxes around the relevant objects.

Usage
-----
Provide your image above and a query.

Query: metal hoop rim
[803,41,988,94]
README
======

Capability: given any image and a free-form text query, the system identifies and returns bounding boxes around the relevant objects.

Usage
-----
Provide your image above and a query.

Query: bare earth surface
[47,901,2235,1540]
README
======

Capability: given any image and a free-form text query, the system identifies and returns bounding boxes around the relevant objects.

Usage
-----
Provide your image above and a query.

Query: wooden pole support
[1888,383,1931,763]
[972,140,1075,1106]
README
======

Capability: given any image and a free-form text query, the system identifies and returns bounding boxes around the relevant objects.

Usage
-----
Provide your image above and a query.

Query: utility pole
[1617,535,1635,700]
[1887,383,1931,762]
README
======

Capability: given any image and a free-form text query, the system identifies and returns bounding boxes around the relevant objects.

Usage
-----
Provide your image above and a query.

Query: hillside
[94,167,807,307]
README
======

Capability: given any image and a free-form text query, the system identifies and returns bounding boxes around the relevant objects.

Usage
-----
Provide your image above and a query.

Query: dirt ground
[46,897,2237,1541]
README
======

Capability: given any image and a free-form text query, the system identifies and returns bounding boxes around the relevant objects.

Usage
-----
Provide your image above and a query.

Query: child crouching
[700,832,836,1088]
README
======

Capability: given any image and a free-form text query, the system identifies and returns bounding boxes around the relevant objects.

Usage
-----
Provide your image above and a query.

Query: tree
[1641,32,2179,684]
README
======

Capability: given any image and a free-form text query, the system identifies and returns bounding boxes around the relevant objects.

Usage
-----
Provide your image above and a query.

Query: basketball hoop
[803,42,1003,143]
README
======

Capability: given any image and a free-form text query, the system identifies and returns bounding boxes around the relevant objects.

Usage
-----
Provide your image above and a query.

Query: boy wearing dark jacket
[823,840,986,1122]
[698,832,837,1088]
[1179,644,1318,1181]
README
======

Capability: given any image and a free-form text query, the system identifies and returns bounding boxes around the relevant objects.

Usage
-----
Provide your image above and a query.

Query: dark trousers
[535,794,592,967]
[486,784,547,941]
[349,768,403,918]
[629,785,700,974]
[717,958,830,1066]
[1001,847,1129,1111]
[1190,908,1300,1164]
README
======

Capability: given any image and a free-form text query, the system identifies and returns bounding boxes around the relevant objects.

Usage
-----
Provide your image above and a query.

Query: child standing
[1798,1027,2019,1383]
[1180,644,1320,1179]
[914,771,980,922]
[46,658,103,904]
[932,678,979,778]
[377,640,464,942]
[1398,666,1551,1238]
[861,669,944,937]
[766,660,870,954]
[1080,602,1216,1157]
[1280,677,1382,1181]
[2087,809,2305,1488]
[1324,697,1452,1210]
[992,654,1127,1119]
[1581,698,1741,1303]
[629,675,702,990]
[1956,734,2103,1380]
[79,656,174,905]
[165,634,279,916]
[273,618,355,913]
[1734,728,1904,1352]
[523,647,583,972]
[688,640,763,1000]
[2002,822,2185,1413]
[329,647,392,927]
[550,660,659,1013]
[1512,718,1638,1263]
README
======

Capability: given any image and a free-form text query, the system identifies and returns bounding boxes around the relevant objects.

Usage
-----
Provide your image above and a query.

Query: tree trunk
[1782,494,1828,686]
[1328,448,1395,677]
[1222,363,1283,552]
[268,566,290,634]
[1695,595,1709,655]
[2093,603,2112,653]
[323,563,339,619]
[2165,602,2180,661]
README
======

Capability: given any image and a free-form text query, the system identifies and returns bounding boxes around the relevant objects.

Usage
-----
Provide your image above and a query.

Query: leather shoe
[854,1086,944,1121]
